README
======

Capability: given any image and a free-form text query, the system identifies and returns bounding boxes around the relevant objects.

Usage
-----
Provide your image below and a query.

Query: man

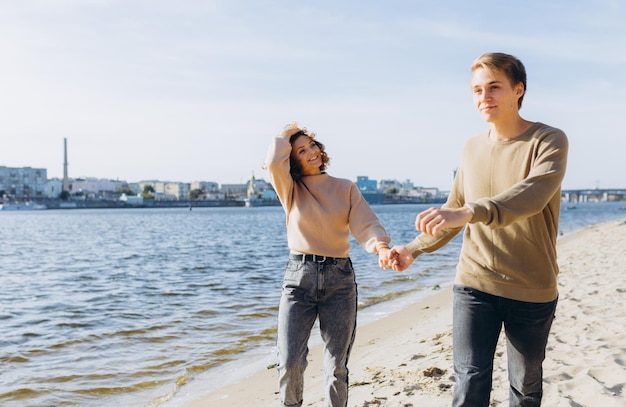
[389,52,568,406]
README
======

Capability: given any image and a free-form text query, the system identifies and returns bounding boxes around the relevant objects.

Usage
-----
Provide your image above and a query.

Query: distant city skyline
[8,160,623,195]
[1,1,625,190]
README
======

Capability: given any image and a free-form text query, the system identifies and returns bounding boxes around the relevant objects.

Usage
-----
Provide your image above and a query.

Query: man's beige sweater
[407,122,568,302]
[265,136,390,258]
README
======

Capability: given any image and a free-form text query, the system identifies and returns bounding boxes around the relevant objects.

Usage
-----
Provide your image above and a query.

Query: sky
[1,0,625,191]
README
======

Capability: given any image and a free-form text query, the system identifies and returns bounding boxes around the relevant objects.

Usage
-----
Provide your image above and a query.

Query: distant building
[401,186,442,201]
[378,179,403,192]
[220,183,247,198]
[0,166,48,200]
[163,182,190,200]
[71,177,128,199]
[398,179,415,190]
[127,182,142,195]
[47,178,63,199]
[137,180,191,200]
[246,176,275,198]
[356,176,378,192]
[190,181,224,200]
[245,175,278,205]
[190,181,219,193]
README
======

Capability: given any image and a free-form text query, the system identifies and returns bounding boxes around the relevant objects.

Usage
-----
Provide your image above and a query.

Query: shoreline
[172,218,626,406]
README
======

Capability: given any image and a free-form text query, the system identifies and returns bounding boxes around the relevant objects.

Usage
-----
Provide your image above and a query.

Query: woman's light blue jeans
[276,256,357,407]
[452,285,558,407]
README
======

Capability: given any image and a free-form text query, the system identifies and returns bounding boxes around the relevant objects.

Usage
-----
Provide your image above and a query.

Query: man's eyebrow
[473,79,503,88]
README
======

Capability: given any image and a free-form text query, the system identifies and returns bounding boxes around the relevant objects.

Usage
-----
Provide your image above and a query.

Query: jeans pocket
[334,258,354,275]
[283,259,307,287]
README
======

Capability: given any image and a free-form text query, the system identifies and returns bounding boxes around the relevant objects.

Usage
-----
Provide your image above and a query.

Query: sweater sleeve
[348,184,391,253]
[265,137,294,211]
[467,127,568,228]
[405,167,465,258]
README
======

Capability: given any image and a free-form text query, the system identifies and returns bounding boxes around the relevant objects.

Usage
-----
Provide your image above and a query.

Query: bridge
[562,189,626,203]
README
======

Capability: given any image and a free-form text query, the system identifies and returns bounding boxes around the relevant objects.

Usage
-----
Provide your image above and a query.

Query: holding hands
[378,244,414,272]
[381,206,473,272]
[387,246,415,272]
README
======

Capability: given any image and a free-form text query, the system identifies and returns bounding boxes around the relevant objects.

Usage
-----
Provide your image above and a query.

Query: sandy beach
[184,218,626,407]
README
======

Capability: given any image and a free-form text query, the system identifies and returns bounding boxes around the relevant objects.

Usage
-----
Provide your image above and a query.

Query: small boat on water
[0,202,48,211]
[244,197,281,207]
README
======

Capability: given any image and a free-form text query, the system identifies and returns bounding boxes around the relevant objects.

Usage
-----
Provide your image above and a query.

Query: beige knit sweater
[406,122,568,302]
[265,136,390,258]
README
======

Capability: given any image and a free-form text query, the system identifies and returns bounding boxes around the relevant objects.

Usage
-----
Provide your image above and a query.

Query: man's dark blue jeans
[452,285,557,407]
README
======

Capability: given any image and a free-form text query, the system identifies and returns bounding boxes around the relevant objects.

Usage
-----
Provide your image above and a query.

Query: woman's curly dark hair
[289,128,330,182]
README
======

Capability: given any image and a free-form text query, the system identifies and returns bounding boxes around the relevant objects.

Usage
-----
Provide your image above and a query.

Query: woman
[265,122,391,407]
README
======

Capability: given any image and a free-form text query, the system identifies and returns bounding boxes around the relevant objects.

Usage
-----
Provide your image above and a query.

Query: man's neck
[489,118,533,141]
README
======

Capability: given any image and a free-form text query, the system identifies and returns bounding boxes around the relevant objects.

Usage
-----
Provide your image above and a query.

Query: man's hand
[388,245,415,272]
[416,206,473,236]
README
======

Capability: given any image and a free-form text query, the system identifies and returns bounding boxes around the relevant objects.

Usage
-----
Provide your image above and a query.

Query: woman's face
[291,135,322,176]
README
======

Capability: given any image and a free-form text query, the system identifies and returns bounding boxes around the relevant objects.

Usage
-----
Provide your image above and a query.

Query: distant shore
[0,198,246,210]
[3,191,626,211]
[1,195,449,210]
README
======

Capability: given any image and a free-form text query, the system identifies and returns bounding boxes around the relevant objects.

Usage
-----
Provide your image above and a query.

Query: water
[1,202,624,407]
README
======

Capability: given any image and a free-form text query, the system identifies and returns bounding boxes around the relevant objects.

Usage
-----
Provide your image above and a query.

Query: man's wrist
[463,204,475,223]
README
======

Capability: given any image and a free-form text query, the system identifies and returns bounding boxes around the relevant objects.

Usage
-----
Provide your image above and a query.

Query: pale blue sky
[1,0,624,190]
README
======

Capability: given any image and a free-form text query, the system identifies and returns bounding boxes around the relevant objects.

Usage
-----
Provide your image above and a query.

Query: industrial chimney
[62,138,69,192]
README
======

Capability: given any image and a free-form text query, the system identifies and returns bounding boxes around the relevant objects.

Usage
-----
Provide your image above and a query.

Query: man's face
[471,67,524,124]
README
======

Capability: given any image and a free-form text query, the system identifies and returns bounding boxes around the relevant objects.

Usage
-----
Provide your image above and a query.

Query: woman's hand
[279,122,301,139]
[378,247,391,269]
